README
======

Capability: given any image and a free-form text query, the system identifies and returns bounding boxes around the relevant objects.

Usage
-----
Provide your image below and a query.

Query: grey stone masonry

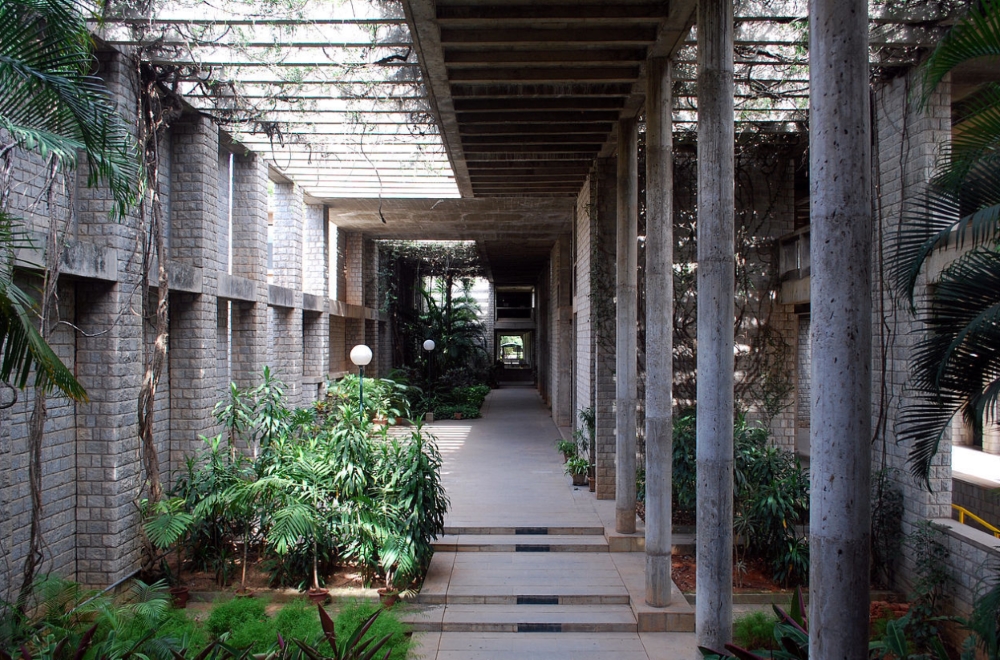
[0,40,390,594]
[169,116,224,463]
[303,311,330,401]
[872,68,953,597]
[231,152,269,387]
[575,175,594,417]
[953,476,1000,532]
[71,49,146,589]
[550,234,574,428]
[591,157,618,500]
[269,182,305,402]
[272,182,304,292]
[303,204,327,296]
[345,232,364,306]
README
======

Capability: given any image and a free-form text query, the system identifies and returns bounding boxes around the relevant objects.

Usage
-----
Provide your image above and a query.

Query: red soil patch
[671,554,792,594]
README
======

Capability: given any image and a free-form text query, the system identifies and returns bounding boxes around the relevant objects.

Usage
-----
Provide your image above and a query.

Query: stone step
[401,603,638,633]
[433,534,609,553]
[418,552,631,605]
[443,525,606,536]
[410,631,700,660]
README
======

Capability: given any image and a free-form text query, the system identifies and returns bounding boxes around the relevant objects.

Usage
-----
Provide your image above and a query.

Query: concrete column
[645,56,674,608]
[592,158,618,500]
[695,0,735,648]
[809,0,872,657]
[615,117,638,535]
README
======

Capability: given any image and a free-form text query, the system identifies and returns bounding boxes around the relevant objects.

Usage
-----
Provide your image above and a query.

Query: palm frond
[0,217,87,399]
[921,0,1000,103]
[267,502,318,555]
[0,0,139,219]
[899,249,1000,483]
[888,166,1000,306]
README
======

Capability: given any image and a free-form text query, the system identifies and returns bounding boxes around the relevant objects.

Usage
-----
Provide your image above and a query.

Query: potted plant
[144,497,195,608]
[556,439,577,463]
[565,457,590,487]
[377,532,417,608]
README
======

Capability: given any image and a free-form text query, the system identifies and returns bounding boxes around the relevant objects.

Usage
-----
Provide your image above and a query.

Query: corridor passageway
[403,386,697,660]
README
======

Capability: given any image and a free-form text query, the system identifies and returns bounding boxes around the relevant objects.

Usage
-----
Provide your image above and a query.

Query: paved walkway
[403,384,697,660]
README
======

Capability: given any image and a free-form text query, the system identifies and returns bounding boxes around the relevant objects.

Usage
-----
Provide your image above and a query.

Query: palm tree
[889,0,1000,485]
[0,0,138,401]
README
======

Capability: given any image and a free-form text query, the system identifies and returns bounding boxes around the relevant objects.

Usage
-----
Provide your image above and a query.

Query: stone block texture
[0,56,384,593]
[592,157,618,500]
[870,70,954,598]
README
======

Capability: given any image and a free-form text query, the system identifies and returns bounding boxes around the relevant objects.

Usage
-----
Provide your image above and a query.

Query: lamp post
[350,344,373,418]
[422,339,435,384]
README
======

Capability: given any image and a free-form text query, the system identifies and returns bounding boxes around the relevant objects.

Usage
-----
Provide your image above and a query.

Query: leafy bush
[672,409,697,515]
[700,588,809,660]
[672,409,810,585]
[324,375,412,424]
[162,370,449,593]
[274,601,322,644]
[733,611,777,650]
[555,439,577,456]
[205,597,269,641]
[334,602,409,660]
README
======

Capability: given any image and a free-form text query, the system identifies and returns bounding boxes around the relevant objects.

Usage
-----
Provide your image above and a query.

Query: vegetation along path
[402,384,697,659]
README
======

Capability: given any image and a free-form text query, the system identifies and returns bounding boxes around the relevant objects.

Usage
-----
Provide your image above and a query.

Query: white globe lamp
[349,344,373,417]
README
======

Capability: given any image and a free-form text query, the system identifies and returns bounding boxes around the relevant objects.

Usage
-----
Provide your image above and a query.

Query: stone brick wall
[591,157,618,500]
[169,116,224,461]
[303,204,327,296]
[735,156,797,450]
[952,477,1000,532]
[0,45,388,593]
[575,175,594,419]
[329,315,348,374]
[272,183,303,292]
[872,69,954,594]
[935,520,1000,630]
[547,235,573,428]
[231,153,269,388]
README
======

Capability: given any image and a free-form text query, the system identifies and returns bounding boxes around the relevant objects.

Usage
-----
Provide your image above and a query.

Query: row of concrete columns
[606,0,872,655]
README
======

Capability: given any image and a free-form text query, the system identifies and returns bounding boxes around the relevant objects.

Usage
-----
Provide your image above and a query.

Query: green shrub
[733,610,777,650]
[334,602,409,660]
[227,618,277,654]
[205,597,269,640]
[274,601,322,643]
[672,409,810,586]
[156,609,207,654]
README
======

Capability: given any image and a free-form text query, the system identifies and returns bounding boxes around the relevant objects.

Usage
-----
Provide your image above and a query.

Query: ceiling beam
[402,0,474,197]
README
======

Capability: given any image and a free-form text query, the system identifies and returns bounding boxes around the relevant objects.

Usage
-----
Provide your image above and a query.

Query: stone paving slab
[410,632,699,660]
[409,387,699,658]
[443,526,606,536]
[610,552,696,633]
[433,534,609,552]
[402,603,638,633]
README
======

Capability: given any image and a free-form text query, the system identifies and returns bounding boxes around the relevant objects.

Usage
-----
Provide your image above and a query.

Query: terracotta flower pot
[571,472,587,487]
[307,588,330,605]
[169,586,190,609]
[453,412,463,420]
[377,588,400,607]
